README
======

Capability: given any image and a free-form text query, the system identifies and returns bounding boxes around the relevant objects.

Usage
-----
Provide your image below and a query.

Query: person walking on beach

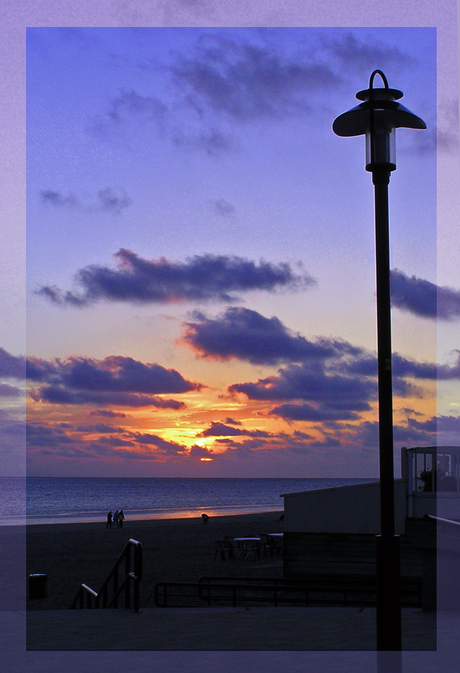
[106,511,112,528]
[114,510,119,528]
[118,510,125,528]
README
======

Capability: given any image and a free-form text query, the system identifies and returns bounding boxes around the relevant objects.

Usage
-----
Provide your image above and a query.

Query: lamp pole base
[376,533,402,652]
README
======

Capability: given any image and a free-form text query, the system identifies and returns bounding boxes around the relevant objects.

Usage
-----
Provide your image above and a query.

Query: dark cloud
[394,353,460,381]
[229,362,376,409]
[227,343,446,425]
[105,89,167,125]
[180,306,457,424]
[27,354,198,393]
[77,424,125,434]
[171,126,235,156]
[437,100,459,154]
[347,415,437,448]
[90,409,127,418]
[211,198,236,217]
[406,416,437,433]
[40,187,132,214]
[198,421,271,438]
[94,187,133,214]
[93,31,340,156]
[184,308,395,369]
[209,431,319,458]
[348,421,380,448]
[224,417,241,426]
[128,432,186,455]
[437,415,460,432]
[327,347,460,382]
[0,420,25,437]
[27,424,76,448]
[33,285,88,307]
[92,88,232,155]
[188,444,216,459]
[29,386,185,408]
[36,249,312,307]
[181,306,332,366]
[0,383,23,397]
[40,190,78,208]
[326,32,414,74]
[89,30,429,161]
[408,414,460,440]
[101,436,134,448]
[169,35,339,122]
[296,436,342,451]
[27,354,198,408]
[26,422,189,463]
[391,269,460,321]
[269,403,359,422]
[0,348,26,379]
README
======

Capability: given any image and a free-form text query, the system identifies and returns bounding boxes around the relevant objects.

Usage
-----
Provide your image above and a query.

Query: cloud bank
[36,249,314,307]
[391,269,460,321]
[0,348,26,379]
[182,307,332,365]
[90,30,425,158]
[27,354,200,408]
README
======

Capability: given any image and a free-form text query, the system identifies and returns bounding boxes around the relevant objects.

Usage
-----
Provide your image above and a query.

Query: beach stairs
[70,538,142,612]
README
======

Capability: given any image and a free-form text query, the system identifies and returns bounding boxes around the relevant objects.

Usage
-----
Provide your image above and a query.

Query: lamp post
[333,71,426,654]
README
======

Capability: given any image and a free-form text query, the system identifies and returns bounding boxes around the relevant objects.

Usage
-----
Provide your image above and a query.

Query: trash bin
[29,573,48,600]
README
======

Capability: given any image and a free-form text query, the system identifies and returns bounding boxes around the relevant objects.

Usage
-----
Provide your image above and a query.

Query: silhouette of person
[114,510,119,528]
[118,510,125,528]
[106,511,112,528]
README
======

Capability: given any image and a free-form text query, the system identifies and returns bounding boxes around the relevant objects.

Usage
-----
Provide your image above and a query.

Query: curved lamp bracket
[332,70,426,171]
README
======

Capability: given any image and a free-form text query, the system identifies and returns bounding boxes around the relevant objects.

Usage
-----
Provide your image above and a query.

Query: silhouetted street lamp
[333,71,426,655]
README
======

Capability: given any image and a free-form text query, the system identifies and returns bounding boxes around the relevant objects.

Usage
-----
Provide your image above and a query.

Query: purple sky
[0,4,459,479]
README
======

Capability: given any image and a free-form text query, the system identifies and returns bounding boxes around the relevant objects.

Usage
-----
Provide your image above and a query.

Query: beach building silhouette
[281,446,460,612]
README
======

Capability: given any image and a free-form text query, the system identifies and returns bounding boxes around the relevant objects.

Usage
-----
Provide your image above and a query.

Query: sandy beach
[26,511,285,611]
[23,512,438,652]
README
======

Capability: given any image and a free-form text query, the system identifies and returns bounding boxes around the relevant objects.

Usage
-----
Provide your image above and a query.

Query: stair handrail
[71,538,142,612]
[424,514,460,527]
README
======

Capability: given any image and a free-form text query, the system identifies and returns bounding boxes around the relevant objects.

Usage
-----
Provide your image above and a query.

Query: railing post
[133,575,140,613]
[113,567,118,608]
[125,547,131,609]
[133,541,142,613]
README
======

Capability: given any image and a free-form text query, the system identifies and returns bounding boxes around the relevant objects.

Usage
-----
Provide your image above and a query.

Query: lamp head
[333,70,426,172]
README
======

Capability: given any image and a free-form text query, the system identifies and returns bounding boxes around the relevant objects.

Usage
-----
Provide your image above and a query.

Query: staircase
[70,538,142,612]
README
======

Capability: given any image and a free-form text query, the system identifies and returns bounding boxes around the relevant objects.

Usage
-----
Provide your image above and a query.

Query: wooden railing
[71,538,142,612]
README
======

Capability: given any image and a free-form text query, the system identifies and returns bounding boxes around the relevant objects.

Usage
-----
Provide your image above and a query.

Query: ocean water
[1,477,378,526]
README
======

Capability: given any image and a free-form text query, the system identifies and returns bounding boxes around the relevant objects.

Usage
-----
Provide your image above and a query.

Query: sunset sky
[2,23,460,477]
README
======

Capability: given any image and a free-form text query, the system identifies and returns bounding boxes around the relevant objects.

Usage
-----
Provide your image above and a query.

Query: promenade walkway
[25,605,435,650]
[3,605,460,673]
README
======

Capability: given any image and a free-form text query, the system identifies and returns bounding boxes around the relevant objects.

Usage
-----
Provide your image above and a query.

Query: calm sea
[1,477,378,526]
